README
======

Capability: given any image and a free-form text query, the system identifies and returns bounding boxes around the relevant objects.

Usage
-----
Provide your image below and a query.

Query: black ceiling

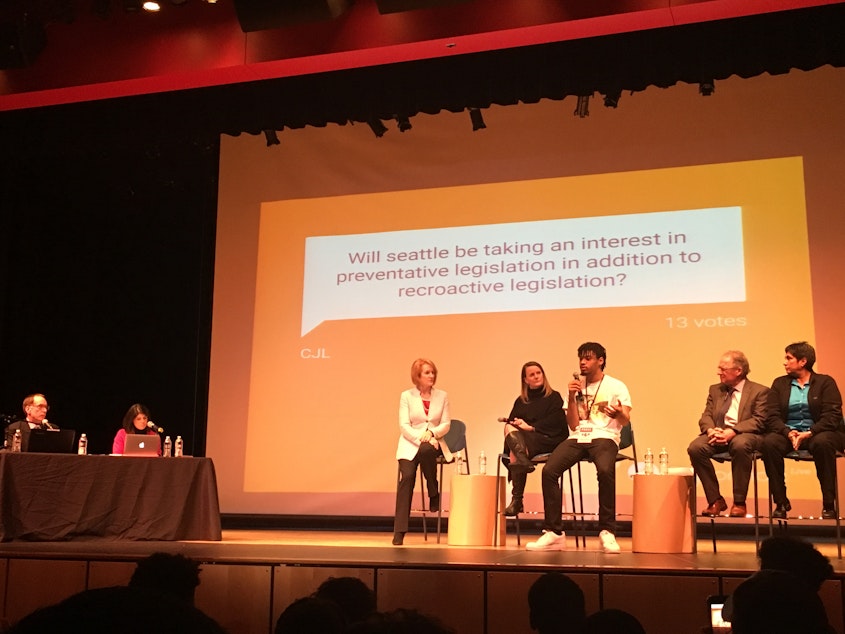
[3,3,844,148]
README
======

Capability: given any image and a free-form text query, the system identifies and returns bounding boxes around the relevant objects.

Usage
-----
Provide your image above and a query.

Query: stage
[0,522,843,634]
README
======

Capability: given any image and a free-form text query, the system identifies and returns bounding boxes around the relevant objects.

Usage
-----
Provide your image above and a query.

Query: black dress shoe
[772,501,791,519]
[702,497,728,517]
[429,495,440,512]
[392,532,405,545]
[504,498,524,515]
[822,508,837,520]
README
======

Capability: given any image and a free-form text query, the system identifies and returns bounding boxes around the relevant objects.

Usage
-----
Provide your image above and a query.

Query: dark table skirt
[0,453,222,541]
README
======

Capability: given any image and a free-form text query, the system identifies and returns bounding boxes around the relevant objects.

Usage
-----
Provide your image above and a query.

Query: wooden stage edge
[0,523,843,578]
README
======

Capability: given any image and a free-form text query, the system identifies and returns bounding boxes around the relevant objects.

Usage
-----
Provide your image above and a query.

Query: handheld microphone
[497,417,514,423]
[147,421,164,434]
[573,372,585,404]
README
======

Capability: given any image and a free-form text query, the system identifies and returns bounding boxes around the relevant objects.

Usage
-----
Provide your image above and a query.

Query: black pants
[761,431,845,507]
[541,438,618,534]
[503,430,564,498]
[394,442,441,533]
[687,432,761,505]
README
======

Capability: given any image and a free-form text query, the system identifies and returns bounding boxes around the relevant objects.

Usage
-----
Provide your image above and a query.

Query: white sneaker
[526,530,567,551]
[599,530,620,553]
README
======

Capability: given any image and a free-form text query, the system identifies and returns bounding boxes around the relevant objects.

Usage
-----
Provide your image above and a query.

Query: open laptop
[26,428,77,454]
[122,434,161,456]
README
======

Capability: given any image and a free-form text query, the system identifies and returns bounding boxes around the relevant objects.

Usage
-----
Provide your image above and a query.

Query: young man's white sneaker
[599,530,620,553]
[526,530,567,551]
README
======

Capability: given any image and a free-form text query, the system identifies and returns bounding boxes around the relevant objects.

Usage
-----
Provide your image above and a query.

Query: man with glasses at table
[4,393,57,451]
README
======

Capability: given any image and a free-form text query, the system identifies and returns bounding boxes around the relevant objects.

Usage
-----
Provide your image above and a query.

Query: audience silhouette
[345,608,455,634]
[129,552,202,605]
[582,608,645,634]
[528,572,586,634]
[731,569,833,634]
[313,576,377,626]
[274,596,346,634]
[7,585,227,634]
[756,535,833,592]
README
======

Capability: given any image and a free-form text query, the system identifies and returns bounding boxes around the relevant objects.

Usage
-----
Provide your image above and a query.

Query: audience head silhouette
[528,572,586,634]
[313,576,376,625]
[731,569,831,634]
[274,596,346,634]
[7,585,226,634]
[346,608,455,634]
[757,535,833,592]
[129,552,202,604]
[582,608,645,634]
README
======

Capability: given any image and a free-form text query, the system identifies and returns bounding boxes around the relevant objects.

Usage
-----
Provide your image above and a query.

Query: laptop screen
[123,434,161,456]
[26,429,77,454]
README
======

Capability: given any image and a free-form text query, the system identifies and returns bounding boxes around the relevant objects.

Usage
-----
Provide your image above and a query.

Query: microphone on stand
[147,421,165,434]
[42,419,56,430]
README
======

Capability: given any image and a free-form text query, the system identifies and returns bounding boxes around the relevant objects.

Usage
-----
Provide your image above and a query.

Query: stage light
[469,108,486,131]
[574,95,590,118]
[263,130,280,146]
[699,81,715,96]
[396,116,412,132]
[602,90,621,108]
[142,1,161,10]
[367,119,388,138]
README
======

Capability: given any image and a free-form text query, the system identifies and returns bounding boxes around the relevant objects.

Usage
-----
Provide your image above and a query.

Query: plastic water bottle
[643,448,654,475]
[163,436,172,457]
[77,433,88,455]
[456,452,465,475]
[658,447,669,475]
[479,450,487,475]
[174,436,183,457]
[12,430,22,453]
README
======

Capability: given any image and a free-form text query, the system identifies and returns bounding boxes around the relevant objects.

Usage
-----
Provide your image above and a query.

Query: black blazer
[768,372,845,438]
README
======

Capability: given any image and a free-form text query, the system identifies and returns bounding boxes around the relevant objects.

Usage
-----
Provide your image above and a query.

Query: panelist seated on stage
[112,403,161,455]
[687,350,770,518]
[527,342,632,554]
[4,393,57,451]
[500,361,567,516]
[393,357,451,546]
[761,341,845,520]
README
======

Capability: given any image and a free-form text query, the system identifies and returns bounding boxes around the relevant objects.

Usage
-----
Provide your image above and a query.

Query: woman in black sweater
[502,361,568,515]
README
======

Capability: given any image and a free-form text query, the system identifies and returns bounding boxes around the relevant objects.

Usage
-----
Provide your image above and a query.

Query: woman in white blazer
[393,358,451,545]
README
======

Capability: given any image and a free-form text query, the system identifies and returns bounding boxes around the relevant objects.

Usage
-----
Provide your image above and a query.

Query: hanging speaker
[374,0,472,14]
[0,16,46,69]
[232,0,352,32]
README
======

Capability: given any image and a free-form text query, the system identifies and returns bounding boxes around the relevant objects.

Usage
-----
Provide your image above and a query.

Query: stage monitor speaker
[0,17,46,69]
[232,0,352,32]
[374,0,472,14]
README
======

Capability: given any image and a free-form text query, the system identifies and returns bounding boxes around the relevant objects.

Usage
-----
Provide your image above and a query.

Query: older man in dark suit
[4,393,54,452]
[688,350,770,517]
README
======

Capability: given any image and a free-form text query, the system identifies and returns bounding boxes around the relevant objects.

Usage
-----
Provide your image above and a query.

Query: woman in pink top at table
[112,403,160,455]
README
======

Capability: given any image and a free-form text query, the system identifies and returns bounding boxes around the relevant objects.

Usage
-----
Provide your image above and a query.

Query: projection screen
[208,65,845,518]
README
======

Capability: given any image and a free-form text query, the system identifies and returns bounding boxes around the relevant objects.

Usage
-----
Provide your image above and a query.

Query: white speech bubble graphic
[301,207,745,335]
